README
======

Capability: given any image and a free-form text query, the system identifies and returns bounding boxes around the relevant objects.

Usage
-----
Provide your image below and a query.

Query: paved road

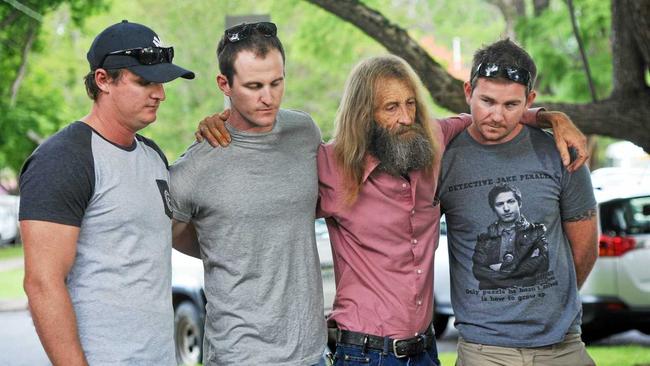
[0,310,48,366]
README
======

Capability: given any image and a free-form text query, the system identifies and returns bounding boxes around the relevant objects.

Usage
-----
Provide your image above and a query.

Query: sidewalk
[0,256,27,312]
[0,257,23,272]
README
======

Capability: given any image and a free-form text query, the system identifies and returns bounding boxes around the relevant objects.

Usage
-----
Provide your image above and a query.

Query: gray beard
[368,122,434,177]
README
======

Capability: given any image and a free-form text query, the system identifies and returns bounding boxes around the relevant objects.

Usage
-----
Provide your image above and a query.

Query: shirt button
[402,183,407,188]
[417,300,422,306]
[411,209,415,215]
[411,239,418,244]
[416,269,422,274]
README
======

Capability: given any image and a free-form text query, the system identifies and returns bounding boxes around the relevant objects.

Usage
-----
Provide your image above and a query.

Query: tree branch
[533,0,550,16]
[304,0,468,113]
[0,9,19,29]
[303,0,650,152]
[542,90,650,152]
[566,0,598,101]
[10,21,37,106]
[484,0,525,40]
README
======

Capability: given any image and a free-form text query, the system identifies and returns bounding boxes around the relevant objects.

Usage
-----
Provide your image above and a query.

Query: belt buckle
[392,338,408,358]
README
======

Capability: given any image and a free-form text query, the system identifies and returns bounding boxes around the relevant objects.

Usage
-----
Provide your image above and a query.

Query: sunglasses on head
[225,22,277,44]
[99,46,174,69]
[472,63,531,90]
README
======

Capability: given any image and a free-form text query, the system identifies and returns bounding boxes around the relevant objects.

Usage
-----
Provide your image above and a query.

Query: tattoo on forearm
[565,208,597,222]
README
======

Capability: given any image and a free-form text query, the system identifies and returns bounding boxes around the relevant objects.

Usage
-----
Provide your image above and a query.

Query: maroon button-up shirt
[317,116,472,339]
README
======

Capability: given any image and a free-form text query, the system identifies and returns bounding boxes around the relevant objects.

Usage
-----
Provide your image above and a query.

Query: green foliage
[440,346,650,366]
[587,345,650,365]
[0,0,107,172]
[1,0,620,169]
[515,0,612,103]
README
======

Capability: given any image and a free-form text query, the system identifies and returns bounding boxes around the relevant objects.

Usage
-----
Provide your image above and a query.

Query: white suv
[580,167,650,341]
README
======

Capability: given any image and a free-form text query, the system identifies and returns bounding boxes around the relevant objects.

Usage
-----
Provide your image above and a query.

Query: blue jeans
[333,342,440,366]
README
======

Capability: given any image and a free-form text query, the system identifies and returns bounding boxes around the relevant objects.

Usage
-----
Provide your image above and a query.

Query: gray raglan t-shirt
[19,122,175,365]
[438,126,596,348]
[170,109,326,365]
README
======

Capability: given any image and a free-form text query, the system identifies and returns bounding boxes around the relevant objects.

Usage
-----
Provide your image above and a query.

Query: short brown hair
[84,69,124,100]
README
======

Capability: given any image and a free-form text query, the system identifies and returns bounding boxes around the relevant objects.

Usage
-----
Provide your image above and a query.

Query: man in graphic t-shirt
[439,39,598,366]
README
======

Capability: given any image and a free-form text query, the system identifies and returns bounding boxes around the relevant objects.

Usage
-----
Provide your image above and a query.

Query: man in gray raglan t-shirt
[169,22,327,365]
[19,20,194,365]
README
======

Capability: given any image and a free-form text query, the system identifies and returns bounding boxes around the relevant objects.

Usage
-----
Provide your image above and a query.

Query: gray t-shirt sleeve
[559,164,597,220]
[169,143,200,223]
[19,122,95,227]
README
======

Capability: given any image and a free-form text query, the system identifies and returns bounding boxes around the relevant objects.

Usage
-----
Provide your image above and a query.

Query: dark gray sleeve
[18,122,95,227]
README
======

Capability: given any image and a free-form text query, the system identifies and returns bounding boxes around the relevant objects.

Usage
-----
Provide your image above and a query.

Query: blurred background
[0,0,649,365]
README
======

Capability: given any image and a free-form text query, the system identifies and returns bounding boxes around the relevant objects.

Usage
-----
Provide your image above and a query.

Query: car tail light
[598,234,636,257]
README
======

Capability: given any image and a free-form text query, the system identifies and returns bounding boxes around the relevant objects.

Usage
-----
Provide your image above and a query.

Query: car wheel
[174,300,203,365]
[433,313,449,339]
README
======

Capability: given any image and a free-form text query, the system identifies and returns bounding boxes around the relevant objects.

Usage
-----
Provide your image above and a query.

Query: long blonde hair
[333,55,439,204]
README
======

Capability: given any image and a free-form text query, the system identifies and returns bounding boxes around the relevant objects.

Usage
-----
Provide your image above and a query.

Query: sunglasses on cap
[472,63,532,90]
[225,22,277,44]
[99,46,174,69]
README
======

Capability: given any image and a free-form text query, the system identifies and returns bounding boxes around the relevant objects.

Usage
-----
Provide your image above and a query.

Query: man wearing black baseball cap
[19,20,193,365]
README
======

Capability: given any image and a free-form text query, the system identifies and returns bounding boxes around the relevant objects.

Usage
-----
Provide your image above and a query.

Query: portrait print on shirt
[472,183,549,290]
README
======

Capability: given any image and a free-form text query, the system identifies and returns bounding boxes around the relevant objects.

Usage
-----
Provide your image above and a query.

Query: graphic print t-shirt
[438,126,596,348]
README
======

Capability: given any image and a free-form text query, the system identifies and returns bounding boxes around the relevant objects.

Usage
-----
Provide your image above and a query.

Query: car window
[600,195,650,235]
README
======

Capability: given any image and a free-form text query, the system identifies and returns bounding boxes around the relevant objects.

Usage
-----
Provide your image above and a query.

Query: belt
[336,326,434,358]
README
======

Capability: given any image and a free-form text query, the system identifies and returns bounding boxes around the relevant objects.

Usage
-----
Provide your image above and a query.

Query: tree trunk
[303,0,650,152]
[611,0,646,94]
[627,0,650,68]
[485,0,525,40]
[533,0,550,16]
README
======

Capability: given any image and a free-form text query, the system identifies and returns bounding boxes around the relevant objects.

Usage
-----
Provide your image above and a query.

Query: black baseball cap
[87,20,195,83]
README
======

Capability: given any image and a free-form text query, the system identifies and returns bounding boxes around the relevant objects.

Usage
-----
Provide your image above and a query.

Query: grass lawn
[0,245,23,260]
[438,346,650,365]
[0,268,25,299]
[188,348,650,366]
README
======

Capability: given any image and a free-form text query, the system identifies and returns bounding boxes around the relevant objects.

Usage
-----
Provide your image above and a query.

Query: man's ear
[216,74,231,96]
[95,69,112,94]
[525,89,537,108]
[463,81,473,105]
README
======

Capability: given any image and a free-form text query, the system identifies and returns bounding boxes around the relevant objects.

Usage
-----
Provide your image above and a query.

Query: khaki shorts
[456,334,595,366]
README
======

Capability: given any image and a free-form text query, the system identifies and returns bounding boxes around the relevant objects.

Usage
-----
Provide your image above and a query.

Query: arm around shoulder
[529,110,589,172]
[21,220,88,366]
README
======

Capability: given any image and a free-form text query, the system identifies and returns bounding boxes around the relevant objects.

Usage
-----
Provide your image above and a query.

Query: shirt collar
[362,153,381,183]
[362,152,424,183]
